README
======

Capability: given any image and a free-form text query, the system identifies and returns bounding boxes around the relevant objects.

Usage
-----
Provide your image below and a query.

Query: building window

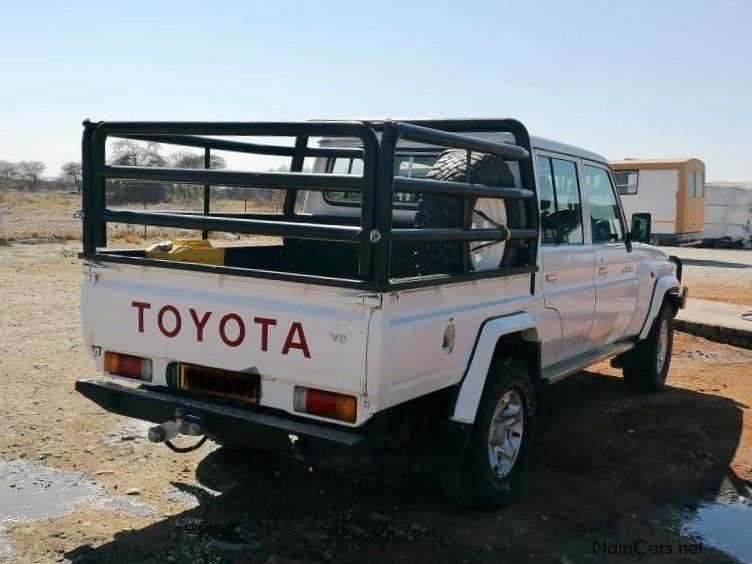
[614,171,639,195]
[689,169,704,198]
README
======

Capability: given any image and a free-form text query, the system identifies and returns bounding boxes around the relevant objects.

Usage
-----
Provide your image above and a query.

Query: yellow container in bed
[145,239,225,266]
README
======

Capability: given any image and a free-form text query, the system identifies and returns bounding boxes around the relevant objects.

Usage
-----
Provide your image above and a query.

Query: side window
[537,155,584,245]
[615,171,639,195]
[537,156,557,244]
[584,165,624,244]
[551,159,584,244]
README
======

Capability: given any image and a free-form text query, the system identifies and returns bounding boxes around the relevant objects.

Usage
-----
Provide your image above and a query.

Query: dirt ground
[0,191,260,245]
[1,242,751,563]
[664,246,752,307]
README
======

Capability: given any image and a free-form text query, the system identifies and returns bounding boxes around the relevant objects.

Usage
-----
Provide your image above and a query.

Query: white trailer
[611,158,705,245]
[702,182,752,247]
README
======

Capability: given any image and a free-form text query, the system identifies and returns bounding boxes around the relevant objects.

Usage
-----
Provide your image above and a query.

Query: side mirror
[630,213,652,244]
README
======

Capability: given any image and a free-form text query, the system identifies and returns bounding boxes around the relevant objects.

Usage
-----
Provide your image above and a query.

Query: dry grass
[0,191,278,244]
[0,191,81,242]
[2,192,79,209]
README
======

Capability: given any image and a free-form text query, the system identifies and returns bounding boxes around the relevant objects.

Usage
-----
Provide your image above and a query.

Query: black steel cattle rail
[81,118,539,291]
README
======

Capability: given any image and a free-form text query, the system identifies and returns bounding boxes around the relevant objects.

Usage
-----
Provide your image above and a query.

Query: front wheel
[456,358,536,506]
[623,302,674,393]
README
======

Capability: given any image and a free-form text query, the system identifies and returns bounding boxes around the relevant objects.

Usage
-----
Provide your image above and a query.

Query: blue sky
[0,0,750,180]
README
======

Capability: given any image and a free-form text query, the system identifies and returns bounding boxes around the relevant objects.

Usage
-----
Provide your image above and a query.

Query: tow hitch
[148,408,208,453]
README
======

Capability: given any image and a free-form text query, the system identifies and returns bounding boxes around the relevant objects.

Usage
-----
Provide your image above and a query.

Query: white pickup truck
[76,119,687,505]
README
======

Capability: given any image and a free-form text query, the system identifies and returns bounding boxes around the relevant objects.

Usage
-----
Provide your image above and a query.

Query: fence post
[202,147,211,239]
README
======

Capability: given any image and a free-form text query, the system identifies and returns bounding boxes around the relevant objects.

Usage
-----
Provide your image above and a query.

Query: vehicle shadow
[66,371,746,564]
[681,258,751,269]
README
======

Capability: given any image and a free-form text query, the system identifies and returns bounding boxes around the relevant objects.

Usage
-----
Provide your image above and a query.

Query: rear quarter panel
[366,274,534,412]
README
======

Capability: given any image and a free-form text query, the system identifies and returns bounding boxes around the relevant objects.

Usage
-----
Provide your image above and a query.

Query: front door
[583,164,639,348]
[537,154,596,367]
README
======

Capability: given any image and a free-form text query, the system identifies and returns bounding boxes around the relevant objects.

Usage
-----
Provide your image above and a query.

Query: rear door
[537,153,595,367]
[582,163,639,348]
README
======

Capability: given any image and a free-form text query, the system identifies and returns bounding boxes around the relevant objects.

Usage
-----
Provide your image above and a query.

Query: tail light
[293,387,357,423]
[104,351,152,381]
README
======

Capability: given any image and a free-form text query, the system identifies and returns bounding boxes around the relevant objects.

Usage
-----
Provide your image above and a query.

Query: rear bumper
[76,379,365,459]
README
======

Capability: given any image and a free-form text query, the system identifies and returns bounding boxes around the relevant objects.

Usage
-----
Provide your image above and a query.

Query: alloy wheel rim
[487,390,524,480]
[656,319,669,373]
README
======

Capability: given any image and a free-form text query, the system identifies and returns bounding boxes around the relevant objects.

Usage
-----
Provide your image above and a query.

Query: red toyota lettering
[157,305,182,338]
[219,313,245,347]
[253,316,277,352]
[281,321,311,358]
[189,309,212,342]
[131,301,151,333]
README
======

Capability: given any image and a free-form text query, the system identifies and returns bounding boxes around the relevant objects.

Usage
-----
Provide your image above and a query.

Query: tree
[108,141,167,204]
[169,150,226,170]
[18,161,46,192]
[61,161,83,193]
[168,151,227,207]
[111,140,166,167]
[0,161,19,184]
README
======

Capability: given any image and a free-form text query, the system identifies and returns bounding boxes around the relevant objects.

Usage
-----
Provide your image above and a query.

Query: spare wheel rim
[470,198,507,272]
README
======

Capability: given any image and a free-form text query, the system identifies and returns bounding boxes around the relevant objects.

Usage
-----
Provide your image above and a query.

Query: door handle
[545,272,558,282]
[598,266,608,276]
[622,265,634,274]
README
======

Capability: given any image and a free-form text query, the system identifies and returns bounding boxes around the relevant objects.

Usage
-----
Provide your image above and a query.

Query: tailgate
[81,261,372,396]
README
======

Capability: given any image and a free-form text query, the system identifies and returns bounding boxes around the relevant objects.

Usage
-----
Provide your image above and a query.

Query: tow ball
[148,408,208,453]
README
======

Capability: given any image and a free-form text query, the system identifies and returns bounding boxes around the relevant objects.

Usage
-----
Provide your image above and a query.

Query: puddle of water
[0,459,96,522]
[0,459,157,529]
[683,499,752,563]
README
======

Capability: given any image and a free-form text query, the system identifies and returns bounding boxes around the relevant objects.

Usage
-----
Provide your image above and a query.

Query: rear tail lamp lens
[293,387,357,423]
[104,351,152,381]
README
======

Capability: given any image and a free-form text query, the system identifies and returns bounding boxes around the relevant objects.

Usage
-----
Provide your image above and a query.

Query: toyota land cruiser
[75,119,686,505]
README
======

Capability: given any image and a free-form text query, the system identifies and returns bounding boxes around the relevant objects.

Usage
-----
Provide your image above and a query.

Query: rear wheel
[455,357,536,506]
[623,302,674,393]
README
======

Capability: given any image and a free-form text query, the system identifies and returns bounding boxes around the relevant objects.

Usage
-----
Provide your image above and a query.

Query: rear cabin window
[537,155,584,245]
[325,154,437,205]
[615,171,639,195]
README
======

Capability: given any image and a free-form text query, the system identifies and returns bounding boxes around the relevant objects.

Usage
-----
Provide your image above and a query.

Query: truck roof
[530,136,608,164]
[317,127,609,165]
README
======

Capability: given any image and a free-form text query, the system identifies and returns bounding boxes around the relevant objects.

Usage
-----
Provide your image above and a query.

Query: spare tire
[415,149,521,275]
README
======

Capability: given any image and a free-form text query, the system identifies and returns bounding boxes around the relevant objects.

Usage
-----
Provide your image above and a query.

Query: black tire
[415,150,518,275]
[623,302,674,393]
[457,357,536,506]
